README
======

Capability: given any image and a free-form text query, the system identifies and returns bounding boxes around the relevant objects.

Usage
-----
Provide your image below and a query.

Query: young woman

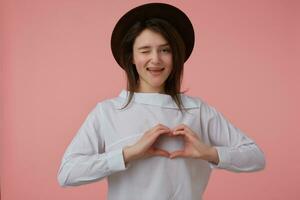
[57,3,265,200]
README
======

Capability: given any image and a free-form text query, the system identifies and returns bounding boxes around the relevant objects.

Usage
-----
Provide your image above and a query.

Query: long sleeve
[57,104,128,187]
[200,101,266,172]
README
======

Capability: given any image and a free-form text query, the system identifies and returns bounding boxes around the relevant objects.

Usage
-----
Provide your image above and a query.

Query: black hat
[111,3,195,69]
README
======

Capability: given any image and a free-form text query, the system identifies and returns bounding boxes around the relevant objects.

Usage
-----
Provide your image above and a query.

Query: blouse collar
[118,89,199,109]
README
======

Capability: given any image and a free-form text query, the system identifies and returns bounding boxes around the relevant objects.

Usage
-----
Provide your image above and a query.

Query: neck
[135,86,165,94]
[135,82,165,93]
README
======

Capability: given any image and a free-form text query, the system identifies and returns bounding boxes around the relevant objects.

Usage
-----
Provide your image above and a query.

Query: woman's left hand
[169,124,219,165]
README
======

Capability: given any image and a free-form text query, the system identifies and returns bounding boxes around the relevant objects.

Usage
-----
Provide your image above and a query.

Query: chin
[149,81,165,88]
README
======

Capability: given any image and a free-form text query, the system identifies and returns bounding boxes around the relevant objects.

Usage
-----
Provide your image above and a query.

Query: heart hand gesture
[169,124,219,164]
[123,123,219,166]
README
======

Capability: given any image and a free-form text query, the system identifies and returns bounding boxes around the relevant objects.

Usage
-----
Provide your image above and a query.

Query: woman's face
[132,28,173,93]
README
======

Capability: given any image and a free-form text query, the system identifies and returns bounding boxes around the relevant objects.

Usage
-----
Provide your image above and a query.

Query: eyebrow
[137,43,170,50]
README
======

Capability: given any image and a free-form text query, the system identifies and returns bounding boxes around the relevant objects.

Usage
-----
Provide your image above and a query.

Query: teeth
[147,68,164,71]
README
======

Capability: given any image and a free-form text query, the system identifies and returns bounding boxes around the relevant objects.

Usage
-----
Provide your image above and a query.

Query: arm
[57,104,128,187]
[201,102,266,172]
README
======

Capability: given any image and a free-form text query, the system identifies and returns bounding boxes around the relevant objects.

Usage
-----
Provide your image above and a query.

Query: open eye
[161,48,171,53]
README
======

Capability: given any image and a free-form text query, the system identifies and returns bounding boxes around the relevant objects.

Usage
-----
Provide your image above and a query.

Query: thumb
[150,147,170,157]
[169,150,185,159]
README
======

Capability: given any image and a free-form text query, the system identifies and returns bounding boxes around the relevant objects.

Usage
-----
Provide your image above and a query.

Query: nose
[150,51,161,65]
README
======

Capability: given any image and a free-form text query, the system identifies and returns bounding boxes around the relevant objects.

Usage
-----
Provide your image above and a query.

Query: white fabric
[57,89,265,200]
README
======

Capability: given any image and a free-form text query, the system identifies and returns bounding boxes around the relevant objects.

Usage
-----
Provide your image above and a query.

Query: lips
[146,67,165,71]
[146,67,165,76]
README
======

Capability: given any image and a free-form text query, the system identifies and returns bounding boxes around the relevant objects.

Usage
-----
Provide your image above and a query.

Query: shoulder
[180,93,205,108]
[94,95,125,111]
[181,93,218,115]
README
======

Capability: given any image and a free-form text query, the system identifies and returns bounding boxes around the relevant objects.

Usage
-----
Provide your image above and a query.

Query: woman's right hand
[122,124,172,165]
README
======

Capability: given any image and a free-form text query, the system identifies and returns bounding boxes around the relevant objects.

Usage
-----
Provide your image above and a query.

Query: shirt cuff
[209,146,231,169]
[106,148,129,173]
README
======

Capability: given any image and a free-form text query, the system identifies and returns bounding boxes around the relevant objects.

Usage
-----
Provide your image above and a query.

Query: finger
[167,131,175,136]
[172,126,185,132]
[173,125,194,135]
[173,130,196,141]
[172,124,187,131]
[173,130,185,135]
[172,130,191,140]
[153,127,171,136]
[151,148,170,157]
[169,150,186,159]
[146,129,171,145]
[147,124,167,134]
[154,129,172,138]
[146,126,170,137]
[155,123,170,130]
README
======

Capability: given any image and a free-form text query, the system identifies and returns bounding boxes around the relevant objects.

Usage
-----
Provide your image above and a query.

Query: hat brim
[111,3,195,69]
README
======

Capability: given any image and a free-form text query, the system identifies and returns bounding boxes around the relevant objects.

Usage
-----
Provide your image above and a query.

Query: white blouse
[57,90,265,200]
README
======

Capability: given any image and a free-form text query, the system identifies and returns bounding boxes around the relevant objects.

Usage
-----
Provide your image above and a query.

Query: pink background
[1,0,299,199]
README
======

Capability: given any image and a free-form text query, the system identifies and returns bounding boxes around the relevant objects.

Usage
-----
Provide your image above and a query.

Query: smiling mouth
[146,67,165,72]
[146,67,165,76]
